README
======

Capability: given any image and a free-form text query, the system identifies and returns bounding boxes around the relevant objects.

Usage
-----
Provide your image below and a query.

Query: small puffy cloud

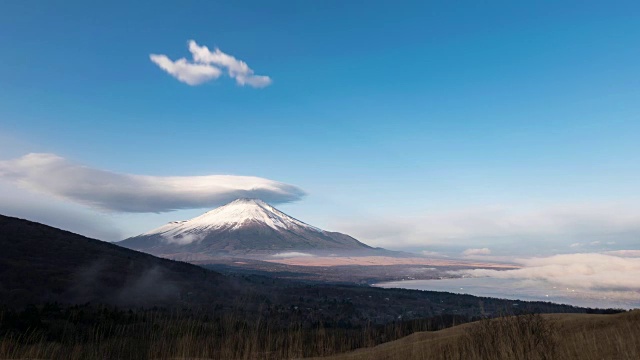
[457,252,640,304]
[161,233,203,245]
[150,40,271,88]
[272,252,315,258]
[149,54,221,85]
[0,153,305,213]
[188,40,272,88]
[462,248,491,256]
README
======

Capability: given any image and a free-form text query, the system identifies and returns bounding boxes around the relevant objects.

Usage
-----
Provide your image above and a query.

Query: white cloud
[333,203,640,251]
[150,40,271,88]
[235,74,272,88]
[605,250,640,257]
[0,153,305,213]
[457,252,640,304]
[272,252,315,258]
[0,181,123,241]
[421,250,448,257]
[161,232,203,245]
[188,40,272,88]
[463,247,491,256]
[149,54,221,85]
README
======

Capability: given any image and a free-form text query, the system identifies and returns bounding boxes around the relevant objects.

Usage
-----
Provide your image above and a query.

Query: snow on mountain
[144,198,321,243]
[119,198,375,257]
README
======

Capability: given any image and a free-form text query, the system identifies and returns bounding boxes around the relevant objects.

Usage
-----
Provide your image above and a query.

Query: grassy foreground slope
[320,310,640,360]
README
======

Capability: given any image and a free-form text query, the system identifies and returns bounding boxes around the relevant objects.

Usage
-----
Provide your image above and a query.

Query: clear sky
[1,1,639,259]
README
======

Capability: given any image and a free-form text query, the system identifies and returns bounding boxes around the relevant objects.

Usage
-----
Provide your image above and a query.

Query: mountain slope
[119,198,374,258]
[0,213,591,325]
[319,311,640,360]
[0,214,231,307]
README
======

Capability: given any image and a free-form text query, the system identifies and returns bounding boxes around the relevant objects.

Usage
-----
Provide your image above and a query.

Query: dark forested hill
[0,214,598,324]
[0,214,230,307]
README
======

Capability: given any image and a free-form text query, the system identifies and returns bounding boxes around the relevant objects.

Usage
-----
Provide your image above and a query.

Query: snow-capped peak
[144,198,322,237]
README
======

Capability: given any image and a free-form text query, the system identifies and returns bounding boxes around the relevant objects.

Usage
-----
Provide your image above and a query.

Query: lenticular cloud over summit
[0,153,305,212]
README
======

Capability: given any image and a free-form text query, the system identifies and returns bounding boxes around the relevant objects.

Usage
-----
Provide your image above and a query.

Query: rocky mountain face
[118,198,375,258]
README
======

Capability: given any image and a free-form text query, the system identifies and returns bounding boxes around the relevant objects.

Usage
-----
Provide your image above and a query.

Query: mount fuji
[118,198,377,259]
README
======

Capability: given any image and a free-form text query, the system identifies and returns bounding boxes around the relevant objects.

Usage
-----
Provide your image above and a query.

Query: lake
[374,277,639,310]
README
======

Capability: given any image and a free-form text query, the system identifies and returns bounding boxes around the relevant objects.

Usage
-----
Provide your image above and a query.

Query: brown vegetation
[0,304,465,359]
[1,308,637,359]
[324,310,640,360]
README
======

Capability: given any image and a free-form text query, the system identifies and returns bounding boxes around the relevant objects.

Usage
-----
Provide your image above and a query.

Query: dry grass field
[2,310,637,359]
[320,310,640,360]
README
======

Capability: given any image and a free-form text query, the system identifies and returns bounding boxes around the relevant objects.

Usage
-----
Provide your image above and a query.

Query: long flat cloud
[150,40,272,88]
[457,252,640,305]
[333,204,640,252]
[0,153,305,213]
[0,181,123,241]
[462,247,491,256]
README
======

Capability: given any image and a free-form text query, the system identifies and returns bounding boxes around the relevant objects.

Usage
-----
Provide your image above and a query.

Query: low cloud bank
[334,203,640,251]
[0,153,305,213]
[604,250,640,257]
[421,250,448,258]
[456,252,640,304]
[272,252,315,258]
[463,248,491,256]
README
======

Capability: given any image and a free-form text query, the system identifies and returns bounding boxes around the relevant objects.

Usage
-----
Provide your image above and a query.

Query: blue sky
[1,1,639,256]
